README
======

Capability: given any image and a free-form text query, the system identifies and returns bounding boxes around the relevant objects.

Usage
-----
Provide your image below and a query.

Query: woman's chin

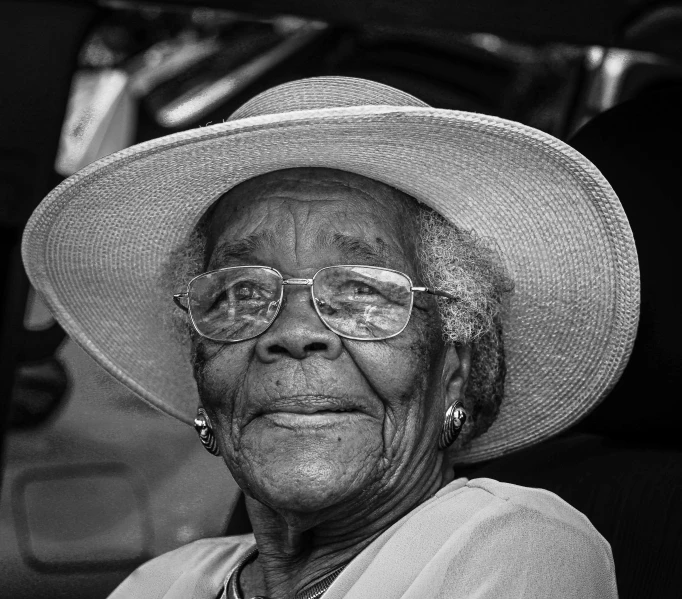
[256,473,369,514]
[236,430,383,513]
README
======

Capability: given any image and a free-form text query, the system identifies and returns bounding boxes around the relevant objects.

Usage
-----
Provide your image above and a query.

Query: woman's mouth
[261,409,367,429]
[254,396,371,429]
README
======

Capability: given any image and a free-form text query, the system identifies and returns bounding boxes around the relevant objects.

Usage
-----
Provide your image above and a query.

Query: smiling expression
[191,168,460,515]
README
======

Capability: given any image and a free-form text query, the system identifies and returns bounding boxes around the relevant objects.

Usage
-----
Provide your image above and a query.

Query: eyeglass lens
[187,266,413,342]
[188,267,282,342]
[313,266,412,339]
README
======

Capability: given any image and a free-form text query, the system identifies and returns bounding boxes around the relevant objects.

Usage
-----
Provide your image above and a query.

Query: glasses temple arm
[412,287,459,302]
[173,292,189,312]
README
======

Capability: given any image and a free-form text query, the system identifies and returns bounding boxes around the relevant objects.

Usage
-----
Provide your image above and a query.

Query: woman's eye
[235,284,261,300]
[352,283,378,296]
[235,286,251,299]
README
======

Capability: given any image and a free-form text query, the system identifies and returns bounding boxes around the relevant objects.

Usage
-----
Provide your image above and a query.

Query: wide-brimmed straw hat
[22,76,639,464]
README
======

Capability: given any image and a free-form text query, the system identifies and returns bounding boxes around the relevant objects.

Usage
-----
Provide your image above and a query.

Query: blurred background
[1,1,681,598]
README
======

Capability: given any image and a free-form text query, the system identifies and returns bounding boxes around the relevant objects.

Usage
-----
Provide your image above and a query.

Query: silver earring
[438,401,467,450]
[194,407,220,456]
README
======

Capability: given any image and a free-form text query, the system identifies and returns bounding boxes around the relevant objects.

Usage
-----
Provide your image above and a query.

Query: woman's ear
[440,343,475,454]
[441,343,472,411]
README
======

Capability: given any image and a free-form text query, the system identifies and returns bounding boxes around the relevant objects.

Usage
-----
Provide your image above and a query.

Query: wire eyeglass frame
[173,264,457,343]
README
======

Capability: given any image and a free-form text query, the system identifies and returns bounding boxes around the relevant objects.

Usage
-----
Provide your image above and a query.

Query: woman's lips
[262,410,369,429]
[252,395,373,429]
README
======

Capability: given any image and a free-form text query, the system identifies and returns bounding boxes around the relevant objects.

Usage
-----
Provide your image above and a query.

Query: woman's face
[192,168,467,517]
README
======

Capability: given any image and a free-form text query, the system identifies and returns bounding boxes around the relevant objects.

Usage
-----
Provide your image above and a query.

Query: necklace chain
[224,547,347,599]
[292,564,345,599]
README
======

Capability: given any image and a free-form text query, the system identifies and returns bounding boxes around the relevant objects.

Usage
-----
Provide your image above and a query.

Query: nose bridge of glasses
[278,277,316,313]
[281,278,314,286]
[274,277,328,334]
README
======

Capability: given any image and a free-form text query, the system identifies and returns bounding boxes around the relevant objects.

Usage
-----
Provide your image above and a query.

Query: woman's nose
[254,288,343,362]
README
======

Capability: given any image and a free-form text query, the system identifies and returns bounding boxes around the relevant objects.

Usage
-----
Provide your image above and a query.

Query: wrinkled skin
[191,168,471,598]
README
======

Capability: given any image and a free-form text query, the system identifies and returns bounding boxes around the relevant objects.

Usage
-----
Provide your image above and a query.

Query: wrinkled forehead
[205,168,422,268]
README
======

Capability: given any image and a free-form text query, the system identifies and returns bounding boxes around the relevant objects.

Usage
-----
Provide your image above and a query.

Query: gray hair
[416,205,514,440]
[162,198,514,444]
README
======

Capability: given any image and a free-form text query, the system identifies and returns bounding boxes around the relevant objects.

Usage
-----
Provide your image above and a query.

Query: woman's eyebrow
[211,231,389,265]
[316,231,390,264]
[211,231,276,264]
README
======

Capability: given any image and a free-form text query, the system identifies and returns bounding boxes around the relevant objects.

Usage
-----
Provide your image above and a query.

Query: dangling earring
[438,401,467,450]
[194,407,221,456]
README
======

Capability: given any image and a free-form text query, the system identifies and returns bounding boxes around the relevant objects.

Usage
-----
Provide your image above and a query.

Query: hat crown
[229,76,430,120]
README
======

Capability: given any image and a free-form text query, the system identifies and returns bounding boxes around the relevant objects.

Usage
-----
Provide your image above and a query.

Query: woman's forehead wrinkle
[209,230,277,267]
[206,168,421,270]
[312,230,392,266]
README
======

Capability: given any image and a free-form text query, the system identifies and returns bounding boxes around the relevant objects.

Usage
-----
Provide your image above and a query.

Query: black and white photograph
[1,1,681,598]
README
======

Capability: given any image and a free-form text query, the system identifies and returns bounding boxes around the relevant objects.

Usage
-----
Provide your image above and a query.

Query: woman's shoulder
[430,478,617,595]
[432,477,610,547]
[327,478,617,599]
[141,534,255,571]
[106,534,255,599]
[454,477,602,535]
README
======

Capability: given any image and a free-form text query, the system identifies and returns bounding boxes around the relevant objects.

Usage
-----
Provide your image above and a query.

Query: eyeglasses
[173,265,457,343]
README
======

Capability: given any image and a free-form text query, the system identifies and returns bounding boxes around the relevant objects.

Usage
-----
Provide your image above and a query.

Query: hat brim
[22,105,639,464]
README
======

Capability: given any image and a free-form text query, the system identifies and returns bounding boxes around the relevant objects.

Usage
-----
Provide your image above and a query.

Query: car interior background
[1,1,681,598]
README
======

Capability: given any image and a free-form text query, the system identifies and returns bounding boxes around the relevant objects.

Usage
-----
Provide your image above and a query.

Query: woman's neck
[240,459,452,599]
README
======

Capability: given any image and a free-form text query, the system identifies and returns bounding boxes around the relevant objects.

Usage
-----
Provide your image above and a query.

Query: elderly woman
[22,77,638,599]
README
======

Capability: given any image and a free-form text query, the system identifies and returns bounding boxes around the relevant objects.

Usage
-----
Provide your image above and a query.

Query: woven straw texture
[22,77,639,464]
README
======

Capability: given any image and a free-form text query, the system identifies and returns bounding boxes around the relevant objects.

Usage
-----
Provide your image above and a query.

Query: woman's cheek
[193,342,252,418]
[346,336,431,409]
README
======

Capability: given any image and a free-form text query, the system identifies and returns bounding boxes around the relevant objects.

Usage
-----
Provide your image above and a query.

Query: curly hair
[416,206,514,440]
[161,190,514,444]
